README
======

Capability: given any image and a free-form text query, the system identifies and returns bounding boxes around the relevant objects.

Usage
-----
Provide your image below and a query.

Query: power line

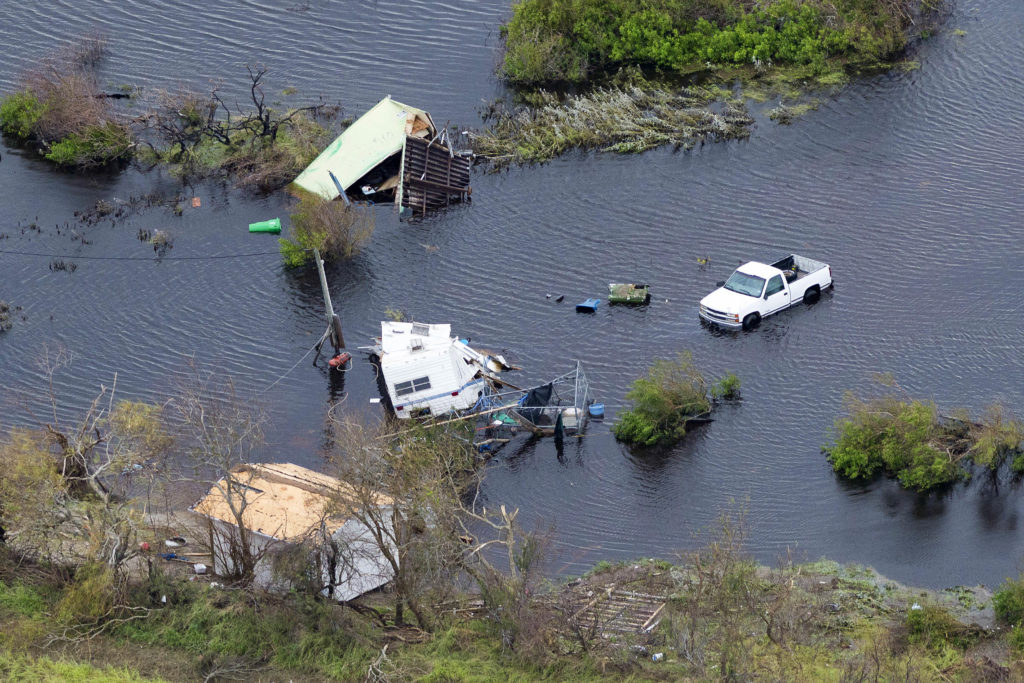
[0,248,284,261]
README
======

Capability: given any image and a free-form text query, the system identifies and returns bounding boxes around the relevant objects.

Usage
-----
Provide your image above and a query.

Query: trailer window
[765,275,784,296]
[395,376,431,397]
[724,271,765,298]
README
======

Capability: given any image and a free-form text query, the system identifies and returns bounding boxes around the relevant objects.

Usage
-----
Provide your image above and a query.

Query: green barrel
[248,218,282,233]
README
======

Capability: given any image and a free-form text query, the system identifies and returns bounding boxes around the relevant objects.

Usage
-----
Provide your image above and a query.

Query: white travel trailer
[373,321,511,419]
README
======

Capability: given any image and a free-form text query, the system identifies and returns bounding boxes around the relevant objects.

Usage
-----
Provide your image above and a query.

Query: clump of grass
[825,378,1024,491]
[472,85,752,167]
[711,371,741,400]
[279,193,375,267]
[768,101,820,125]
[906,603,982,651]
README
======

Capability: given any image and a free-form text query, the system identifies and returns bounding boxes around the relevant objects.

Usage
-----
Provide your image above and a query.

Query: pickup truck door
[763,274,789,314]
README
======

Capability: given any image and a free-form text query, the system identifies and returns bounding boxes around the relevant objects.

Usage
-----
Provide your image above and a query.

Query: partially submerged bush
[711,371,741,400]
[143,66,339,191]
[280,193,375,267]
[0,92,46,139]
[826,380,1024,491]
[0,34,132,167]
[613,352,712,446]
[44,122,133,166]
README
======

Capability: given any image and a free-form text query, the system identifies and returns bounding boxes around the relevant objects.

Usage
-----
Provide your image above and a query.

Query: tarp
[291,96,435,200]
[518,383,553,425]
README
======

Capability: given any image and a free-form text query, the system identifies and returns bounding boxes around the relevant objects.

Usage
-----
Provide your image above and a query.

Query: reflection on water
[1,0,1024,588]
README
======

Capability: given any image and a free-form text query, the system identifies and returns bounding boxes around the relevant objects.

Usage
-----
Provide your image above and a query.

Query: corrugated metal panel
[400,135,472,215]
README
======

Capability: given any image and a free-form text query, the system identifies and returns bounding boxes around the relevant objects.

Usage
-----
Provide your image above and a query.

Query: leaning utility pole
[313,247,346,365]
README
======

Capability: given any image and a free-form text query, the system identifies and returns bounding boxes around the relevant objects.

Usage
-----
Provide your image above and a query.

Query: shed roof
[191,463,392,543]
[291,96,435,200]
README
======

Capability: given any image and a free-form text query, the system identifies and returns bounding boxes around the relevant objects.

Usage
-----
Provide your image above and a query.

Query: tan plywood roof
[192,463,392,542]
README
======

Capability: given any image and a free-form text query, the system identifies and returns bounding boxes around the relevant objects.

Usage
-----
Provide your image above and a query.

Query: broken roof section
[292,96,434,200]
[291,96,471,215]
[192,462,393,542]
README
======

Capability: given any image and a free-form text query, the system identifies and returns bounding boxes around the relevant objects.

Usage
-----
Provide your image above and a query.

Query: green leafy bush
[906,603,980,651]
[0,91,46,139]
[711,371,741,400]
[502,0,915,84]
[44,122,132,166]
[279,193,375,267]
[613,352,711,446]
[827,395,960,491]
[826,385,1024,491]
[993,575,1024,626]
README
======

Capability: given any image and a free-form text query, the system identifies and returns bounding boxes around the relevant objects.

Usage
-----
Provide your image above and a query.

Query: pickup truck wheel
[742,313,760,330]
[804,286,821,304]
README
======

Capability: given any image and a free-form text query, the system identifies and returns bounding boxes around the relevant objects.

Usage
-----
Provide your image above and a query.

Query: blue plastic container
[576,298,600,312]
[588,402,605,418]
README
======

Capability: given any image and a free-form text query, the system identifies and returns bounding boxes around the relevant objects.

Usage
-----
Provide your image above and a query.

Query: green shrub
[0,581,48,617]
[711,371,741,400]
[906,604,980,651]
[44,122,132,166]
[280,193,375,267]
[0,91,46,139]
[501,0,913,84]
[613,352,711,446]
[826,394,959,491]
[826,387,1024,492]
[55,563,117,623]
[993,575,1024,626]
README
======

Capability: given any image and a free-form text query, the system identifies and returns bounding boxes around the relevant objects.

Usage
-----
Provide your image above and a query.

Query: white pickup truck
[699,254,833,330]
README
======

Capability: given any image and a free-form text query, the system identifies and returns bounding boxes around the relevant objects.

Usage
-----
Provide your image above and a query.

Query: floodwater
[1,1,1023,589]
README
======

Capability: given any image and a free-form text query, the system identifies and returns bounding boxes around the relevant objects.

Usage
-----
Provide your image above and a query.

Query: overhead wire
[0,248,284,261]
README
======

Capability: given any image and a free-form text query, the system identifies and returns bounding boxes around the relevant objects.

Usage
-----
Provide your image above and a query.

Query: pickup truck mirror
[716,280,725,288]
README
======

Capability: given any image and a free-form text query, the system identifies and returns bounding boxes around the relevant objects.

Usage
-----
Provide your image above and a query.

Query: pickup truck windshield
[724,271,765,298]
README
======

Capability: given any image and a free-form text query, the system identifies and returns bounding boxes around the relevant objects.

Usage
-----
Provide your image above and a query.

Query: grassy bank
[2,527,1021,682]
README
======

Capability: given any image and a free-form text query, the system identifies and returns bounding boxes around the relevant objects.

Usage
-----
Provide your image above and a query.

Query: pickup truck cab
[699,254,832,330]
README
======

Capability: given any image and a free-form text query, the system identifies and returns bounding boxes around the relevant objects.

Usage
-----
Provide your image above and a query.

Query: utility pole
[313,247,346,365]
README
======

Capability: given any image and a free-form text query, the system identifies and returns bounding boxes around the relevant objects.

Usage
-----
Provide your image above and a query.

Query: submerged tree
[826,375,1024,492]
[279,192,376,267]
[613,352,740,447]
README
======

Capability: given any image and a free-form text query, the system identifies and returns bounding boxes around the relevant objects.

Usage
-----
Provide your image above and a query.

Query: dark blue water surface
[2,0,1023,587]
